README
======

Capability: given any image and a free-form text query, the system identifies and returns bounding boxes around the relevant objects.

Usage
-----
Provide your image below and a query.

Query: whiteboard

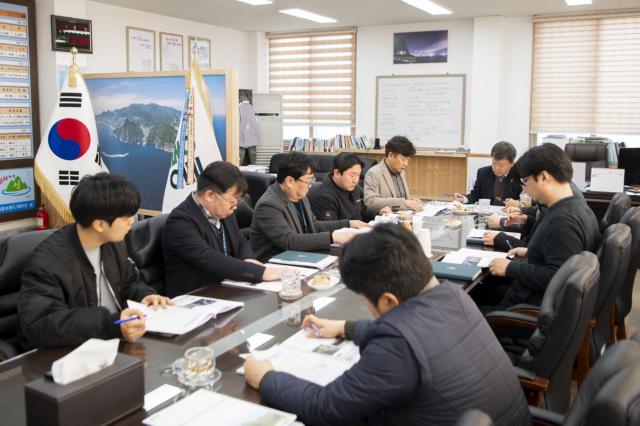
[376,74,465,149]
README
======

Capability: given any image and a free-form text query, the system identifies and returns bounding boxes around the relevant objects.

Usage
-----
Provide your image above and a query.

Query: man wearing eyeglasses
[251,152,368,262]
[476,144,600,309]
[162,161,282,297]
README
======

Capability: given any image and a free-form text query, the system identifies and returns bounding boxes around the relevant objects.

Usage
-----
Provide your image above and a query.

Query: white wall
[36,0,252,128]
[356,20,474,145]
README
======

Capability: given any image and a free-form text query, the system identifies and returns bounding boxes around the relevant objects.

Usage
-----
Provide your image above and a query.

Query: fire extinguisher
[36,205,49,230]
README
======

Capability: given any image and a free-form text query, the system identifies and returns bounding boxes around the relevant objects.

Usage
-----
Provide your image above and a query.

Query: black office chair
[126,214,168,295]
[235,195,254,241]
[527,335,640,425]
[486,252,600,413]
[0,229,55,360]
[588,224,632,364]
[241,171,276,206]
[599,192,631,233]
[614,207,640,340]
[455,409,493,426]
[564,143,608,182]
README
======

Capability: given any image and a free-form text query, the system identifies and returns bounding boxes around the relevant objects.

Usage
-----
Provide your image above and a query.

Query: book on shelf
[288,135,373,152]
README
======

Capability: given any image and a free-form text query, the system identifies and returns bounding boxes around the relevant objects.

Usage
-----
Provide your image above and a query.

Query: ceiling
[92,0,640,32]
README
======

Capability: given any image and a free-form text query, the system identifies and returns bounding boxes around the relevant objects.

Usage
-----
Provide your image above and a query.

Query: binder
[432,261,481,281]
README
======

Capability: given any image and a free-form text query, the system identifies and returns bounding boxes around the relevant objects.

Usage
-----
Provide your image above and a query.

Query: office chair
[564,143,608,182]
[599,193,631,233]
[126,214,168,295]
[485,252,599,413]
[614,207,640,340]
[241,170,276,206]
[235,194,254,241]
[0,229,55,360]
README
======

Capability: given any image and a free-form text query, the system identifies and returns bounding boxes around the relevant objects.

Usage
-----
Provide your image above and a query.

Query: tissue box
[24,353,144,426]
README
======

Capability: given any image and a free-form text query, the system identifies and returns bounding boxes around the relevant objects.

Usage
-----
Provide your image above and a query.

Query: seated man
[18,173,171,350]
[364,136,423,212]
[251,152,366,262]
[162,161,281,297]
[244,224,530,426]
[309,152,390,222]
[454,141,521,206]
[481,143,601,308]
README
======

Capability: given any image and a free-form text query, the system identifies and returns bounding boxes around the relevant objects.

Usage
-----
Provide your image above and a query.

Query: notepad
[441,248,508,268]
[127,295,243,335]
[143,389,296,426]
[237,329,360,386]
[269,251,337,269]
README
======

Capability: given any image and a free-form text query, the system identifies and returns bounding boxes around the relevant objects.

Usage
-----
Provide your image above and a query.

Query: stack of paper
[269,251,337,269]
[144,389,296,426]
[441,248,508,267]
[222,264,317,293]
[127,295,244,335]
[238,329,360,386]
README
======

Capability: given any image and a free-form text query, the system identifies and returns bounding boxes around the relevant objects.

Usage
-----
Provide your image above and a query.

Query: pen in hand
[114,315,146,325]
[506,240,515,260]
[306,323,323,337]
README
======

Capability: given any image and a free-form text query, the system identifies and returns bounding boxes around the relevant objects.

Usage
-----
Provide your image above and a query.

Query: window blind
[530,13,640,134]
[267,29,356,129]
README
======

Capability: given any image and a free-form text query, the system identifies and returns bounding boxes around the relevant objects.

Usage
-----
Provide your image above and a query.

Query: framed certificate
[188,36,210,70]
[126,26,155,72]
[160,32,183,71]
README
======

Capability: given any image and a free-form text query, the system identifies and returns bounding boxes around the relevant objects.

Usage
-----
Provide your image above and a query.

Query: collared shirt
[384,159,407,199]
[192,192,229,255]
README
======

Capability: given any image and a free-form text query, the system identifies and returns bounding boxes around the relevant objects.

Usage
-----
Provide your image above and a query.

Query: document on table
[221,264,317,292]
[237,329,360,386]
[127,295,244,335]
[441,248,508,267]
[143,389,296,426]
[467,229,521,241]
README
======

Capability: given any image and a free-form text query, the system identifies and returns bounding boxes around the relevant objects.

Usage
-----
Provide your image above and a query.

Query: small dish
[452,209,477,216]
[308,274,340,291]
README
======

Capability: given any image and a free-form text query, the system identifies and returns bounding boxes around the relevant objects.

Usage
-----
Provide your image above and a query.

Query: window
[267,29,356,140]
[530,13,640,135]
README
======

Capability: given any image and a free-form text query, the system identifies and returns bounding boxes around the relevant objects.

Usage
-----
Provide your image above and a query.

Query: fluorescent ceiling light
[278,8,337,23]
[401,0,452,15]
[565,0,592,5]
[236,0,272,5]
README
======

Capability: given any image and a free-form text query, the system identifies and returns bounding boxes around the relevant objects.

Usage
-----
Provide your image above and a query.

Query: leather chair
[485,252,600,413]
[0,229,55,360]
[455,409,493,426]
[235,195,253,241]
[527,335,640,425]
[599,192,631,233]
[564,143,608,182]
[571,223,632,384]
[126,214,168,295]
[241,171,276,206]
[614,207,640,340]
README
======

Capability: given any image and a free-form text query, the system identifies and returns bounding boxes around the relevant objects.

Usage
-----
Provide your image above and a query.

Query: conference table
[0,214,493,425]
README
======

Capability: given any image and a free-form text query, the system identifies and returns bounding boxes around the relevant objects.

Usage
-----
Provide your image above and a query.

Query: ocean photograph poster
[0,167,36,214]
[85,72,228,211]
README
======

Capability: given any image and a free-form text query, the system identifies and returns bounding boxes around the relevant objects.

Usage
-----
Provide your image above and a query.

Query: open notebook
[237,329,360,386]
[143,389,296,426]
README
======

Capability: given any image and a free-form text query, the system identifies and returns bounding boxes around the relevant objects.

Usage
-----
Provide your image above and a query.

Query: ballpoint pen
[307,323,323,337]
[114,314,147,325]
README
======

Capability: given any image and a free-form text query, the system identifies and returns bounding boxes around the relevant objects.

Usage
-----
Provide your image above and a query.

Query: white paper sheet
[441,248,508,267]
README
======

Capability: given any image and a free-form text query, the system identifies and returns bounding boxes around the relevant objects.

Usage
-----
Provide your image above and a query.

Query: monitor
[618,148,640,185]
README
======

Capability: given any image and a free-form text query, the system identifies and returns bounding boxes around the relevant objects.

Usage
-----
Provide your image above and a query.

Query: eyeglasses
[296,177,316,187]
[217,192,244,207]
[520,176,531,186]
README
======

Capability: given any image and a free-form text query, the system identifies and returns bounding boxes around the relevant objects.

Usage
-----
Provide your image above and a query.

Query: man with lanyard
[163,161,282,297]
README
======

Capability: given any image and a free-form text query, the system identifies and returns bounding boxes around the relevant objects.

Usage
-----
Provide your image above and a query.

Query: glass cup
[279,267,302,300]
[398,211,413,231]
[172,346,220,388]
[478,198,491,214]
[475,214,487,230]
[520,193,532,208]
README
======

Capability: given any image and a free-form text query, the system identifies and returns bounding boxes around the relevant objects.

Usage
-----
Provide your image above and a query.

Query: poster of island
[393,30,448,64]
[84,70,237,212]
[0,167,36,214]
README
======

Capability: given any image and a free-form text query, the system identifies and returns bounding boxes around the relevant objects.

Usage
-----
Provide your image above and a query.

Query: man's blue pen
[114,315,146,325]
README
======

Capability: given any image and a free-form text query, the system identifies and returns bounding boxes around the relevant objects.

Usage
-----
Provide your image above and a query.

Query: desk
[0,263,486,425]
[334,149,469,199]
[582,190,640,222]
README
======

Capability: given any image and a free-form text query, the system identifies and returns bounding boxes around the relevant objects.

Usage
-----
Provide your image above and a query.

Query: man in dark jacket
[18,173,171,350]
[251,152,366,262]
[484,143,601,308]
[244,224,530,426]
[309,152,390,222]
[454,141,521,205]
[162,161,281,297]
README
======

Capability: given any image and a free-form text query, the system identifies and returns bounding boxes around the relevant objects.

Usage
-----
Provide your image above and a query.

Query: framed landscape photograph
[393,30,448,64]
